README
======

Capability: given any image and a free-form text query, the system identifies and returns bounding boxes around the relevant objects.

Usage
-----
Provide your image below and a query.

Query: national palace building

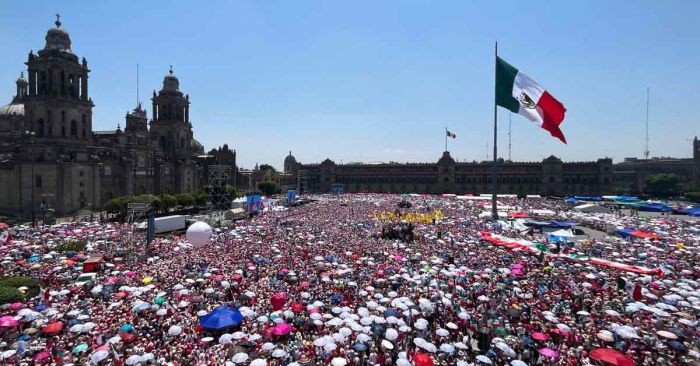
[284,138,700,196]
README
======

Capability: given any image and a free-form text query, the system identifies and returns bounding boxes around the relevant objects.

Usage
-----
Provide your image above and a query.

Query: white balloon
[186,221,213,248]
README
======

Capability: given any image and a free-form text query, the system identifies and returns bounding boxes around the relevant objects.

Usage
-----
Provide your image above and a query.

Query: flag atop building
[496,56,567,144]
[446,129,456,138]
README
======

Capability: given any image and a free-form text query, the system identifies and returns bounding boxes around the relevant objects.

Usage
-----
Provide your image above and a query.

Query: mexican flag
[446,129,456,139]
[496,56,567,143]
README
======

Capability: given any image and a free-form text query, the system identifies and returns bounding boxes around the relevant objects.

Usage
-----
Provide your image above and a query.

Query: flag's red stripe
[537,91,567,144]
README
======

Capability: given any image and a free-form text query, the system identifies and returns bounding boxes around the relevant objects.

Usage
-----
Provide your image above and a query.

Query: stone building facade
[286,140,700,196]
[0,19,206,218]
[611,137,700,194]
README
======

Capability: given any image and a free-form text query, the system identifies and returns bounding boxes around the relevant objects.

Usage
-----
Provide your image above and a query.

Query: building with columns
[286,140,700,196]
[0,18,207,219]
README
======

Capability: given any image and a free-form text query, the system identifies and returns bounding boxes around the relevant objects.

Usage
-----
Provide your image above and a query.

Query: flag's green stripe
[496,56,520,113]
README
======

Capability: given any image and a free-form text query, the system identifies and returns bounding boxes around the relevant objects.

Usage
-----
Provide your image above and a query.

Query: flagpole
[445,127,448,152]
[492,41,499,221]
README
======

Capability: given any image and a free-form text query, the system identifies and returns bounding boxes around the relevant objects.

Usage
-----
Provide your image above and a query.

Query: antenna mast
[508,113,512,161]
[486,141,489,160]
[644,87,650,159]
[136,63,140,107]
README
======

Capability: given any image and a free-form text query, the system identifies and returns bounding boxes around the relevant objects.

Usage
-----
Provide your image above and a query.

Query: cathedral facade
[0,19,205,218]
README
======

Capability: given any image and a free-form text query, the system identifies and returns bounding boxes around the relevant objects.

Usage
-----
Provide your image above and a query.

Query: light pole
[22,131,37,227]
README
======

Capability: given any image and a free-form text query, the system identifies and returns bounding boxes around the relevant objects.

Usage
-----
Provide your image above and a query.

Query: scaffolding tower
[208,165,232,210]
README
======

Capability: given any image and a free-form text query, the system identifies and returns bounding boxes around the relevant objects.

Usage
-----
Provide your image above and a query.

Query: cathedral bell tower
[150,66,193,158]
[23,15,93,140]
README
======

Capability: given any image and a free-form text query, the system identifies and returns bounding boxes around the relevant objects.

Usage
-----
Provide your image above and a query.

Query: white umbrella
[436,328,450,337]
[331,357,348,366]
[69,324,84,333]
[261,342,275,351]
[168,325,182,336]
[381,339,394,349]
[90,350,109,364]
[271,349,287,358]
[219,333,233,344]
[385,328,399,341]
[324,342,338,352]
[250,359,267,366]
[476,355,493,364]
[125,355,142,365]
[439,343,455,353]
[231,353,249,364]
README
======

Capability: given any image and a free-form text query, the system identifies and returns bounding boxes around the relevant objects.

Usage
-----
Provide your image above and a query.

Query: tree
[644,173,683,197]
[259,164,276,173]
[104,198,124,215]
[225,185,239,199]
[685,191,700,203]
[159,194,178,213]
[175,193,195,208]
[258,180,281,196]
[192,191,209,206]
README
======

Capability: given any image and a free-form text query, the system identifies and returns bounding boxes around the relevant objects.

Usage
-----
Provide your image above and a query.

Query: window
[35,175,42,188]
[71,120,77,136]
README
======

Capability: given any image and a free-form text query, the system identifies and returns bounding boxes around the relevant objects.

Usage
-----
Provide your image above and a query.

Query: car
[75,273,97,287]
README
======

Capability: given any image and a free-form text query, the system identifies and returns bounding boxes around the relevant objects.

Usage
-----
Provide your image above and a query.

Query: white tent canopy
[574,204,611,213]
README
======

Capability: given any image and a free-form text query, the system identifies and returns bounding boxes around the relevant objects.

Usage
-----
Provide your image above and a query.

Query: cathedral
[0,18,206,218]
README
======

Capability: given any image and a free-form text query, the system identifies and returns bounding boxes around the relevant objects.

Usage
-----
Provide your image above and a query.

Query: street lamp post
[22,131,37,227]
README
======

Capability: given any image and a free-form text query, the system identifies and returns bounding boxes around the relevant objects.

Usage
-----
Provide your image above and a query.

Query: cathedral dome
[0,103,24,118]
[43,18,72,53]
[162,67,180,92]
[284,152,297,165]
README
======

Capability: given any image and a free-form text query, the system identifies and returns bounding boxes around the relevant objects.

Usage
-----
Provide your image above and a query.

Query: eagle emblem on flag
[518,92,536,109]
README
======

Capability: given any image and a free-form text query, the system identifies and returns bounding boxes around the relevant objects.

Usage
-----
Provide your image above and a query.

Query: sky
[0,1,698,170]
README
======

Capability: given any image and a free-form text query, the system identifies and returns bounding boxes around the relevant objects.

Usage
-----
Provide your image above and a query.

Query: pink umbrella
[531,332,549,341]
[33,351,51,361]
[0,316,19,327]
[512,264,525,269]
[126,271,136,277]
[271,323,293,336]
[9,302,23,310]
[538,348,559,358]
[106,277,118,284]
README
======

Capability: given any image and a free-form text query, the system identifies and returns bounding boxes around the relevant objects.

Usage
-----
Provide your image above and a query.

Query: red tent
[589,348,635,366]
[412,354,434,366]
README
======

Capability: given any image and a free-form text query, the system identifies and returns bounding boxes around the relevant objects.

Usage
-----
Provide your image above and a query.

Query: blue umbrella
[34,304,48,311]
[199,306,243,331]
[325,256,335,262]
[329,294,343,303]
[119,324,134,332]
[383,309,400,317]
[353,343,367,351]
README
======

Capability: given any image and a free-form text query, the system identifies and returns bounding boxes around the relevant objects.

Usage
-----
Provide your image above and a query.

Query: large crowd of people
[0,194,697,366]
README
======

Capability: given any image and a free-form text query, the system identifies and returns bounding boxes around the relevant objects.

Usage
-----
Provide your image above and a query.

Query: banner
[479,231,664,276]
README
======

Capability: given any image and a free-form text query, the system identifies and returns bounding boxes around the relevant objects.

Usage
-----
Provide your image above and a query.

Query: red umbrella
[42,321,64,334]
[290,303,304,312]
[271,323,293,336]
[271,293,286,311]
[0,222,9,229]
[412,353,434,366]
[589,348,635,366]
[531,332,549,341]
[119,331,137,343]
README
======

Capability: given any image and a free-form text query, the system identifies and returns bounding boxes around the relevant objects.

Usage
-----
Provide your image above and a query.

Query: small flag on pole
[446,129,456,139]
